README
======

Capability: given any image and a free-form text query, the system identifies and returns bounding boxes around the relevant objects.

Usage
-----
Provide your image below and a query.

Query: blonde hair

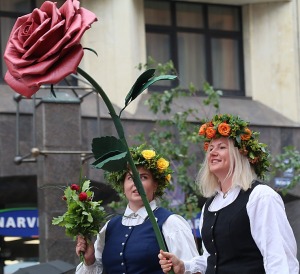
[197,138,257,198]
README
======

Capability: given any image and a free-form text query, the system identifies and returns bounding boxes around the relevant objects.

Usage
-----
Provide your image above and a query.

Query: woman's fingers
[76,243,84,256]
[159,250,172,258]
[158,250,173,273]
[161,262,172,273]
[76,236,87,256]
[159,249,185,274]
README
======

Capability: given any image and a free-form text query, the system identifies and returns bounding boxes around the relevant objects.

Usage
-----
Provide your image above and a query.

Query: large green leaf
[92,151,128,172]
[92,136,125,159]
[138,74,177,95]
[91,136,128,171]
[125,69,156,106]
[124,71,177,109]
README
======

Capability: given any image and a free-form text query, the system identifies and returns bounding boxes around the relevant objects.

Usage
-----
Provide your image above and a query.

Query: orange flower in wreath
[249,157,259,164]
[218,122,231,136]
[206,127,217,139]
[239,147,248,156]
[241,128,252,141]
[198,124,207,136]
[203,142,210,151]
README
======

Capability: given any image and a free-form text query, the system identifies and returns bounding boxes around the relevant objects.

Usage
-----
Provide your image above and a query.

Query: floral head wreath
[104,145,173,197]
[198,114,270,179]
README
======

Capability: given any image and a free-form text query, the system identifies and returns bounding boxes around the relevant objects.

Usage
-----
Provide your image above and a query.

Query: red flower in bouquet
[78,192,88,201]
[3,0,97,98]
[71,184,80,191]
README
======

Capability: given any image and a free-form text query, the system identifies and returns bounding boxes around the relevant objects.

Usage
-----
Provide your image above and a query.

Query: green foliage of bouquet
[52,178,107,240]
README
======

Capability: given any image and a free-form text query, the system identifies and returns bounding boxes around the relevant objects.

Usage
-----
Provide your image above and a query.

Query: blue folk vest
[202,181,265,274]
[102,207,173,274]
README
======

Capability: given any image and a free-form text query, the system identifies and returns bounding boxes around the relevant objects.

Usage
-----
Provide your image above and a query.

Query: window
[145,0,245,96]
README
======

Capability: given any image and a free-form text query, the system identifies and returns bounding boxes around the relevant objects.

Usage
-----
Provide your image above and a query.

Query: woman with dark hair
[159,114,299,274]
[75,144,199,273]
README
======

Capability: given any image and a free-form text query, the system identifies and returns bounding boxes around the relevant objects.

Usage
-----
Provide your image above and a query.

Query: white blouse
[76,200,200,273]
[184,184,299,274]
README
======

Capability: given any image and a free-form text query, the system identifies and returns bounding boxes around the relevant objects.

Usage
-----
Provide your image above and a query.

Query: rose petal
[60,0,97,32]
[11,28,27,54]
[61,9,98,51]
[23,20,65,59]
[4,44,36,72]
[4,44,83,98]
[39,1,62,27]
[37,17,79,62]
[4,72,40,98]
[18,19,39,45]
[78,6,98,30]
[4,18,52,66]
[14,8,50,47]
[38,9,97,62]
[6,14,29,41]
[23,18,52,48]
[59,0,77,31]
[6,15,30,54]
[7,37,84,78]
[8,53,60,78]
[27,7,50,26]
[19,42,84,77]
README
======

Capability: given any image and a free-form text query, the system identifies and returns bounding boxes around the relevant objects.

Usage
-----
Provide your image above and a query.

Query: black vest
[202,181,265,274]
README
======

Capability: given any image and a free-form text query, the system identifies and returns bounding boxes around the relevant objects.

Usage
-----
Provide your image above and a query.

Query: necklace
[222,189,231,199]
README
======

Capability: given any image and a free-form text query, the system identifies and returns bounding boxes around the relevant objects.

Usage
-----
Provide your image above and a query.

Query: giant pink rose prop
[3,0,97,98]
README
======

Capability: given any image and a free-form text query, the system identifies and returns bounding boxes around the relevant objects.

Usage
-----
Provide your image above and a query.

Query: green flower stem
[77,68,125,139]
[77,67,174,274]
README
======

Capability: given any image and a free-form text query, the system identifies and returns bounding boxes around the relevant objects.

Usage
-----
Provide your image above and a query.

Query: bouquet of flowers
[52,176,107,241]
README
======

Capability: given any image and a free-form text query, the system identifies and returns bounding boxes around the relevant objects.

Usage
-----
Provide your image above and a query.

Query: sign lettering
[0,208,39,237]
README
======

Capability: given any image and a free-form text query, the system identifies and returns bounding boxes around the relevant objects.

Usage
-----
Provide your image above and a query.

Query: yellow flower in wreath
[157,158,170,172]
[141,150,156,160]
[166,174,172,182]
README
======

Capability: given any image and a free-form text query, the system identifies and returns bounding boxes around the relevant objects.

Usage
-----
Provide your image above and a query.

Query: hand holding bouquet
[52,177,107,263]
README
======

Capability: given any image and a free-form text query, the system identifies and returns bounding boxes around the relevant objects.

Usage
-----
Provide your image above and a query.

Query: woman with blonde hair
[159,114,299,274]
